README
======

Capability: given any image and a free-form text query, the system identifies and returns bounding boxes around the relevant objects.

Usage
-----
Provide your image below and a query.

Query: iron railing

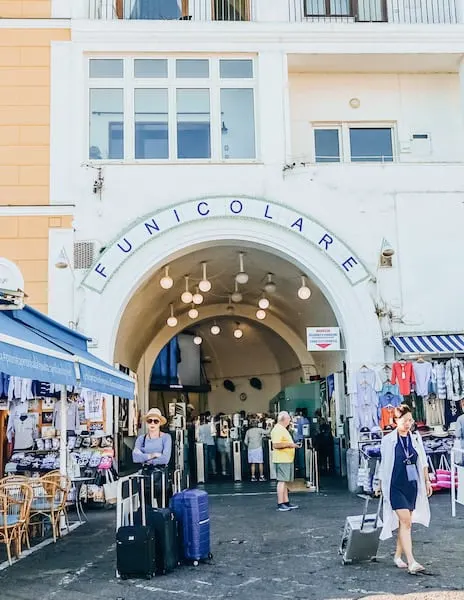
[89,0,253,21]
[289,0,458,22]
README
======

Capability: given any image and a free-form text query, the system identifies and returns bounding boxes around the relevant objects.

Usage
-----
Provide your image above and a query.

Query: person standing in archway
[271,411,300,511]
[377,404,432,574]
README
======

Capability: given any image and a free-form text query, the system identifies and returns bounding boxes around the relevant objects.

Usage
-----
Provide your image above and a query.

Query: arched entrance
[81,197,384,403]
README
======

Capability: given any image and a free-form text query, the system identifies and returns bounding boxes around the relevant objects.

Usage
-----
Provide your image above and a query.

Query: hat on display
[371,426,382,440]
[432,425,448,438]
[144,408,167,426]
[383,425,394,432]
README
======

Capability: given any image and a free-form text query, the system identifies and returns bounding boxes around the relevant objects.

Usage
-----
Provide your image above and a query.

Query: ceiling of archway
[114,244,338,369]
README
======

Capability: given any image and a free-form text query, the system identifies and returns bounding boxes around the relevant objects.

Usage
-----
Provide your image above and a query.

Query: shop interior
[113,243,348,486]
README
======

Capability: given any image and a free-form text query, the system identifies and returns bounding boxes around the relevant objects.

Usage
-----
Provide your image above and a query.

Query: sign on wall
[307,327,341,351]
[82,197,369,293]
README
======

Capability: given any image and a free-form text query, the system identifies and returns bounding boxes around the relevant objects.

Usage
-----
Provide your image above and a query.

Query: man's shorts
[275,463,294,482]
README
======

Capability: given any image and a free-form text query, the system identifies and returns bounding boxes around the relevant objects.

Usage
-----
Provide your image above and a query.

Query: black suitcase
[116,477,156,580]
[135,506,179,574]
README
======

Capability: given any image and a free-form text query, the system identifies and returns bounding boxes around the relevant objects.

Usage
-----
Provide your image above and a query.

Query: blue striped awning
[390,334,464,355]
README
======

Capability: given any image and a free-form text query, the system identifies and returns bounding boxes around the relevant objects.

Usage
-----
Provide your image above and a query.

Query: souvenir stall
[0,305,135,509]
[354,334,464,494]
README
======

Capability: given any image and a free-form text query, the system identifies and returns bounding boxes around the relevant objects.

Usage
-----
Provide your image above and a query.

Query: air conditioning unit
[73,241,97,270]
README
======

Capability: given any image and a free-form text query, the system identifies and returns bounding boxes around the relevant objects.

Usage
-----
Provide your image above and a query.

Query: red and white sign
[306,327,341,351]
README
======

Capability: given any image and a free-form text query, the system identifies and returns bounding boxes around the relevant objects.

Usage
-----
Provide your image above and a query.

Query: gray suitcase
[339,495,382,565]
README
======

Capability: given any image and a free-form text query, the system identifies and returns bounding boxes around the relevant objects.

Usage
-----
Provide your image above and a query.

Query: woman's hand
[149,452,161,460]
[426,480,433,497]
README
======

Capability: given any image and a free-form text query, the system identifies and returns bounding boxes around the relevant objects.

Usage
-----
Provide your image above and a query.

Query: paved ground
[1,479,463,600]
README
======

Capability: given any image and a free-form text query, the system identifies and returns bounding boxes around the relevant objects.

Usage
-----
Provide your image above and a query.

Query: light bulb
[297,276,311,300]
[192,290,204,305]
[231,291,242,303]
[256,309,266,320]
[258,297,270,310]
[167,316,178,327]
[233,328,243,339]
[211,324,221,335]
[193,336,202,345]
[160,266,173,290]
[264,273,276,294]
[199,262,212,293]
[181,275,192,304]
[235,272,249,285]
[188,307,199,319]
[235,252,248,284]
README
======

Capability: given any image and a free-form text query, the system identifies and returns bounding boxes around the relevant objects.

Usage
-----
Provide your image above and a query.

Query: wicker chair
[29,472,71,542]
[0,481,33,565]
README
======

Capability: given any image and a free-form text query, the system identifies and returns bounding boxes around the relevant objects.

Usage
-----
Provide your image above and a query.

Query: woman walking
[377,404,433,574]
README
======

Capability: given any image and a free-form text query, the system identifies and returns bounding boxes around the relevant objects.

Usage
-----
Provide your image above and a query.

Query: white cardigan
[378,429,431,540]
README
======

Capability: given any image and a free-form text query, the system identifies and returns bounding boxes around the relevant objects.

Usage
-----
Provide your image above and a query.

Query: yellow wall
[0,28,70,207]
[0,215,72,313]
[0,1,51,18]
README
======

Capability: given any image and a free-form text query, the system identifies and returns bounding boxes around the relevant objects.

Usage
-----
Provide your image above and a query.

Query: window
[213,0,249,21]
[89,59,123,78]
[89,89,124,160]
[221,88,255,159]
[135,89,169,159]
[305,0,350,16]
[134,59,168,78]
[312,123,395,163]
[88,57,257,161]
[314,128,340,163]
[130,0,183,20]
[349,127,393,162]
[177,89,211,159]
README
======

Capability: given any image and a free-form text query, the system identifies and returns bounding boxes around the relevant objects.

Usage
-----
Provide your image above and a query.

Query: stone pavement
[1,479,463,600]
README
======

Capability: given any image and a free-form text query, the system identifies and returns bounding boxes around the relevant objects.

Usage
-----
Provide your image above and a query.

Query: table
[71,477,94,523]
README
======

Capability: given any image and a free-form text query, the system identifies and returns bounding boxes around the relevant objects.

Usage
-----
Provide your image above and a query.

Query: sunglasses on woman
[147,418,160,424]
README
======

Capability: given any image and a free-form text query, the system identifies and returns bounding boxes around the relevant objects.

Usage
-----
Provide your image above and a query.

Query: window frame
[86,55,258,164]
[311,122,397,164]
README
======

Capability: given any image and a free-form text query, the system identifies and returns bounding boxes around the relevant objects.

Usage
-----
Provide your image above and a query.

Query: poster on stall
[306,327,341,351]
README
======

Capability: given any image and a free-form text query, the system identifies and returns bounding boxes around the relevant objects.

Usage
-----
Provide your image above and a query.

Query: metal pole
[451,448,456,518]
[59,384,68,530]
[59,385,67,478]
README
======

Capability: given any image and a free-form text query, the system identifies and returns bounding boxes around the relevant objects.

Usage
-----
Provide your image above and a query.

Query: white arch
[139,303,316,387]
[82,216,384,392]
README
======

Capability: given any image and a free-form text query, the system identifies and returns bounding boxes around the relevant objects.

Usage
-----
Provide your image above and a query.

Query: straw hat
[144,408,167,426]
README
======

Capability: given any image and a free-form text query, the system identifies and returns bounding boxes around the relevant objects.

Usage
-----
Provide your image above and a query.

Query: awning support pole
[59,384,67,530]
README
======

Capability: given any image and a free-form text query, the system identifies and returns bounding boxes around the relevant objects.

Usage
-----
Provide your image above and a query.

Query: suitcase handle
[359,494,382,530]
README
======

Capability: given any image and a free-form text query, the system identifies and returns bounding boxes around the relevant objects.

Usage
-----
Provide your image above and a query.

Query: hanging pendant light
[199,262,212,293]
[181,275,193,304]
[188,304,199,319]
[264,273,276,294]
[297,275,312,300]
[211,322,221,335]
[231,281,242,303]
[256,309,266,320]
[235,252,249,285]
[258,294,270,310]
[226,296,235,313]
[160,265,174,290]
[192,287,204,305]
[193,335,203,345]
[233,323,243,339]
[166,304,178,327]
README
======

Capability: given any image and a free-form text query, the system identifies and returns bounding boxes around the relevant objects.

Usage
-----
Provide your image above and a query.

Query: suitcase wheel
[208,553,213,560]
[145,573,153,580]
[193,560,199,567]
[120,573,128,580]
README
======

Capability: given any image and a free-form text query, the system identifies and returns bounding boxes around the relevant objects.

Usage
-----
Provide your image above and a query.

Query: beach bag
[103,469,118,504]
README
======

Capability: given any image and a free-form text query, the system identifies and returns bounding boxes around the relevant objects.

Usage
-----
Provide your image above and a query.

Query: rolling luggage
[134,472,179,575]
[116,477,156,580]
[170,488,212,566]
[339,494,383,565]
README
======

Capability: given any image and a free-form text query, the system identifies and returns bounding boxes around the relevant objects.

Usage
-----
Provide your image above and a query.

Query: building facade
[2,0,464,424]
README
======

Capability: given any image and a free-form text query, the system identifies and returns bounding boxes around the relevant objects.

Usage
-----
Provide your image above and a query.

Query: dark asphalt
[1,479,463,600]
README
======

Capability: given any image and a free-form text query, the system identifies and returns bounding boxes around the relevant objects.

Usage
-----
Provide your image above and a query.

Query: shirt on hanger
[13,414,37,450]
[53,400,80,433]
[413,361,432,397]
[391,362,415,396]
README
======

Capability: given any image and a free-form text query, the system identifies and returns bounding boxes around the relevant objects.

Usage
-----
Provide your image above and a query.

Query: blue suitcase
[170,489,212,566]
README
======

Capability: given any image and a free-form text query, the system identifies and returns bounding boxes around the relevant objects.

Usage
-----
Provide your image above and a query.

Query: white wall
[289,72,462,164]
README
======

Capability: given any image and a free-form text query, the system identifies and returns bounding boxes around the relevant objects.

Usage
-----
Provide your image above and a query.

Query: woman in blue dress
[377,404,433,574]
